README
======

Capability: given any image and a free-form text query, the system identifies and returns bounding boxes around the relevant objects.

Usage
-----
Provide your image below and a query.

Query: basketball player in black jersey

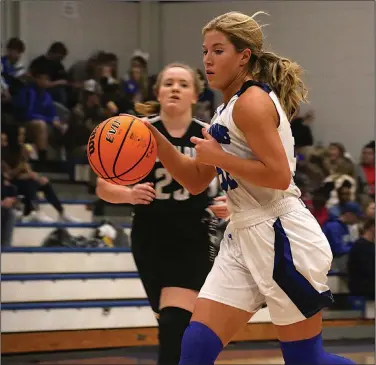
[96,63,228,365]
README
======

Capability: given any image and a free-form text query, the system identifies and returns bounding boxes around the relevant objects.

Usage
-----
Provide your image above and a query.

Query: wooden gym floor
[2,339,374,365]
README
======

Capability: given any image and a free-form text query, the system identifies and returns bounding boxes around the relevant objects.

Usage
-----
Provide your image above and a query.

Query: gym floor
[3,339,374,364]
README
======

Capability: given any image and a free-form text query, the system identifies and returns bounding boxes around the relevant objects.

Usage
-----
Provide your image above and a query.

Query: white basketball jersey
[208,81,301,214]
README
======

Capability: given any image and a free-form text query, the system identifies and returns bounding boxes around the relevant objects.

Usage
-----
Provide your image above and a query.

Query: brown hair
[135,63,202,116]
[203,11,308,120]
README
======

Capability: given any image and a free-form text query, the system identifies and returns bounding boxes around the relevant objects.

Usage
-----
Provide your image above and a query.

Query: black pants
[131,216,212,313]
[12,178,63,216]
[1,207,16,247]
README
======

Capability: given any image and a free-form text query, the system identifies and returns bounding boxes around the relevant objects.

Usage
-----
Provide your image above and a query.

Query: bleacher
[1,169,374,354]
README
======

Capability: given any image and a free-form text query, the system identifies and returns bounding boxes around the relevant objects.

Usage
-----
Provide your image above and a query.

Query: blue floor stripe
[2,247,132,253]
[2,299,150,310]
[2,272,140,281]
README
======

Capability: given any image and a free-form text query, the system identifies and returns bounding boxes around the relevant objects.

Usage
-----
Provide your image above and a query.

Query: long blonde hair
[135,63,202,116]
[203,11,308,120]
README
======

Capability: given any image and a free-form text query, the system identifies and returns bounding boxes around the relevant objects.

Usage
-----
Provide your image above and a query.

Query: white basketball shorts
[198,197,334,326]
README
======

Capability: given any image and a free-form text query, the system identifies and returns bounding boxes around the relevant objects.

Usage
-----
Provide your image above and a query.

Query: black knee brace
[157,306,192,365]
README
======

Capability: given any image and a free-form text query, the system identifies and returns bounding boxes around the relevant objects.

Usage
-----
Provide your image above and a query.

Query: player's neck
[160,109,192,130]
[223,74,253,104]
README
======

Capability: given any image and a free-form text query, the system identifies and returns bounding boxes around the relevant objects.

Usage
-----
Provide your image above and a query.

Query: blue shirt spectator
[323,202,363,257]
[13,75,57,124]
[1,37,26,98]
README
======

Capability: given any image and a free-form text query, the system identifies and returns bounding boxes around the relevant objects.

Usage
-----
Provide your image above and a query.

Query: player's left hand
[191,128,224,166]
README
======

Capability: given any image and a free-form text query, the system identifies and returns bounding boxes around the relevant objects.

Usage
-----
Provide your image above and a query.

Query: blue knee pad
[179,321,223,365]
[280,332,356,365]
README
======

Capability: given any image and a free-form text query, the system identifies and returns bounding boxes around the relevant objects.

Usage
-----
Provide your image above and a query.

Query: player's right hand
[140,119,166,148]
[130,182,156,205]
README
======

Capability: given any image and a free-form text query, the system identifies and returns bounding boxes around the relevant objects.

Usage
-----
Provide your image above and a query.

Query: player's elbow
[186,181,208,195]
[273,169,291,190]
[188,186,205,195]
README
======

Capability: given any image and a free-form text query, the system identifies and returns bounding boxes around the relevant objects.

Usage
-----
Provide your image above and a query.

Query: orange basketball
[87,114,157,185]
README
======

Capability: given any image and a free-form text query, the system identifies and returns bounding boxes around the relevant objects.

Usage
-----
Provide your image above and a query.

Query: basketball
[87,114,157,185]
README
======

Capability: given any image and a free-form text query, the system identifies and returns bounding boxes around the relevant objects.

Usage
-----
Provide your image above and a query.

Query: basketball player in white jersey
[144,11,355,365]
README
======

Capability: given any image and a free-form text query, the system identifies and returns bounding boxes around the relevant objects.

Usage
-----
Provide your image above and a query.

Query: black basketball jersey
[133,115,218,222]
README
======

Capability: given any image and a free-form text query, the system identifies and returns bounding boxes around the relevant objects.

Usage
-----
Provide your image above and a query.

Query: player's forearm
[156,134,213,194]
[96,178,132,204]
[217,151,290,190]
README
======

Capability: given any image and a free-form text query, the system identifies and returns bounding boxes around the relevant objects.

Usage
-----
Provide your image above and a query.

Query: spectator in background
[328,183,354,219]
[323,202,363,272]
[348,218,375,300]
[63,79,106,161]
[365,201,375,219]
[1,172,18,247]
[29,42,69,106]
[2,124,78,223]
[310,186,331,226]
[323,142,355,177]
[13,66,66,161]
[123,63,149,103]
[194,69,215,123]
[323,162,357,209]
[128,49,156,101]
[1,37,27,100]
[291,110,314,152]
[296,149,327,193]
[106,52,119,79]
[358,141,375,198]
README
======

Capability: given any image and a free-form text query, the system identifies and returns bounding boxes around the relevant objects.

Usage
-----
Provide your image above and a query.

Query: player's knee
[158,307,192,365]
[280,332,356,365]
[179,321,223,365]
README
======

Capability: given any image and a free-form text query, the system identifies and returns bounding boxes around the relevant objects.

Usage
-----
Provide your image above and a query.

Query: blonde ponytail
[254,51,308,120]
[135,101,160,116]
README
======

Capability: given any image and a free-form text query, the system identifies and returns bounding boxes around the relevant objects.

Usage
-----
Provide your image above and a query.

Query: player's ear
[240,48,251,66]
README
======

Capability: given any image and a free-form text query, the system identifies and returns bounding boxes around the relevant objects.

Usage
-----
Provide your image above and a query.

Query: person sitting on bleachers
[12,65,67,161]
[29,42,69,106]
[2,124,78,223]
[358,141,375,199]
[323,142,355,177]
[323,202,363,272]
[348,218,375,300]
[328,183,355,219]
[365,201,375,219]
[1,171,18,247]
[1,37,27,98]
[63,80,106,161]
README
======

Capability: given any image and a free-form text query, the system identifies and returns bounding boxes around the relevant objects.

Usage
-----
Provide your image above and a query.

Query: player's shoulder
[191,117,210,129]
[234,83,276,121]
[145,114,162,124]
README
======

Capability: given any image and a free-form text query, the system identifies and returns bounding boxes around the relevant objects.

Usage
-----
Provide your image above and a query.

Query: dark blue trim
[219,104,226,115]
[15,222,132,228]
[237,80,272,96]
[273,218,334,318]
[38,199,93,205]
[1,272,139,281]
[2,247,132,253]
[1,299,150,310]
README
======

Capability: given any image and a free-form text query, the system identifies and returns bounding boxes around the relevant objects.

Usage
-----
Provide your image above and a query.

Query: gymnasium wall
[17,1,140,77]
[161,1,375,159]
[10,0,376,158]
